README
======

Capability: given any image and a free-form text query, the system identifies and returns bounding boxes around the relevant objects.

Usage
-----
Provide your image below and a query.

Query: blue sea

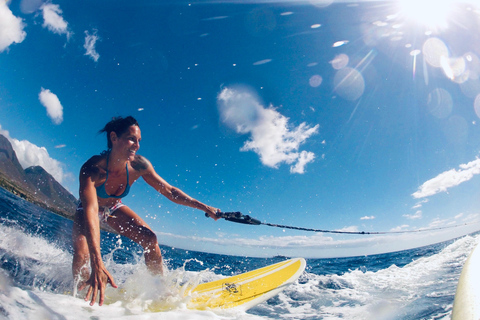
[0,187,478,320]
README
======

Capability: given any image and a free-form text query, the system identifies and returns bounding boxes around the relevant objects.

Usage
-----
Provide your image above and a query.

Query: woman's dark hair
[99,116,139,150]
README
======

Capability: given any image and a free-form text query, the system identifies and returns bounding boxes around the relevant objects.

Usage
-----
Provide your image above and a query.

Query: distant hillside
[0,134,78,218]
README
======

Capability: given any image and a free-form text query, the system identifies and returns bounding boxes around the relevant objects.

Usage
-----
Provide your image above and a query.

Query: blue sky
[1,0,480,258]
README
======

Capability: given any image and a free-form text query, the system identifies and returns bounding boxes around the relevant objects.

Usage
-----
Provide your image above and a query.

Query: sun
[396,0,455,31]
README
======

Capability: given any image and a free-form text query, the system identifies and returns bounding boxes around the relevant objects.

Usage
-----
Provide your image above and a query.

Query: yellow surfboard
[184,258,306,311]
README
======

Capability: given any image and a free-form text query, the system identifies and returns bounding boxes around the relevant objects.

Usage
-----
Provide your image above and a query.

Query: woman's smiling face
[114,125,141,161]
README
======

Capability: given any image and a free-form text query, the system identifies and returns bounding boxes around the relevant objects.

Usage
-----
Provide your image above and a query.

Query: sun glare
[397,0,454,31]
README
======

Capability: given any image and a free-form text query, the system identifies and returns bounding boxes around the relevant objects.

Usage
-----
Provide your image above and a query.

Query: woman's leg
[107,206,164,275]
[72,211,91,288]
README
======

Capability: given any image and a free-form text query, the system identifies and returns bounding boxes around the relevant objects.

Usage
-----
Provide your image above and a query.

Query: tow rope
[206,211,478,235]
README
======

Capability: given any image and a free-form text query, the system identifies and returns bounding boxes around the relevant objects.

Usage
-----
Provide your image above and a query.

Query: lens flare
[397,0,454,31]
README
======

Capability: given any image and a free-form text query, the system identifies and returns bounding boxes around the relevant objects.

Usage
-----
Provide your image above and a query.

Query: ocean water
[0,187,478,320]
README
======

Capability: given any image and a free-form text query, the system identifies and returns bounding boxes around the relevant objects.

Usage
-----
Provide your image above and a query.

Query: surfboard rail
[452,241,480,320]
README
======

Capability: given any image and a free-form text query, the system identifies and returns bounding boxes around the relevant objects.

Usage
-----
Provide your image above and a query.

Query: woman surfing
[72,116,220,306]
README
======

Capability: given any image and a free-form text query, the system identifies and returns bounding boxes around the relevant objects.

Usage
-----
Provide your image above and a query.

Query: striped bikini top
[96,155,130,199]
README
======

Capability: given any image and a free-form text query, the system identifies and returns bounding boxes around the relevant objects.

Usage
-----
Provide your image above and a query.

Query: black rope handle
[205,211,261,225]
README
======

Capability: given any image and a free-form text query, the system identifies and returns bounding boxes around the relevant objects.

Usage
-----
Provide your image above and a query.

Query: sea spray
[0,224,73,293]
[100,255,225,313]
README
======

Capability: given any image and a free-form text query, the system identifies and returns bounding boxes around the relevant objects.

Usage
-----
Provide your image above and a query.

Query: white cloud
[290,150,316,174]
[390,224,410,232]
[39,88,63,124]
[427,218,454,229]
[217,86,319,174]
[40,2,71,38]
[0,1,27,52]
[360,216,375,220]
[0,125,70,184]
[253,59,272,66]
[403,210,422,220]
[461,213,479,223]
[335,225,359,233]
[412,158,480,198]
[84,29,100,62]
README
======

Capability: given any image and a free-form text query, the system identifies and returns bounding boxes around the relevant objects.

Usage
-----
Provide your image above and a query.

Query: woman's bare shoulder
[131,154,151,171]
[81,154,105,176]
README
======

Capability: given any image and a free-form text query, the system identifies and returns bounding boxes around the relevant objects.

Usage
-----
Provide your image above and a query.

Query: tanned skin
[72,125,220,306]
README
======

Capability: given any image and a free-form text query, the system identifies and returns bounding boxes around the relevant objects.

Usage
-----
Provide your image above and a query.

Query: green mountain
[0,134,77,218]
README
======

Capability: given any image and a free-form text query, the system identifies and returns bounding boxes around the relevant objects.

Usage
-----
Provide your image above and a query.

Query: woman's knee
[137,227,158,248]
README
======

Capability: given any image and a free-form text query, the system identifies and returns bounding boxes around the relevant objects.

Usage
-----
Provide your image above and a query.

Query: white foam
[0,224,265,319]
[0,255,265,319]
[266,234,479,319]
[1,284,262,320]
